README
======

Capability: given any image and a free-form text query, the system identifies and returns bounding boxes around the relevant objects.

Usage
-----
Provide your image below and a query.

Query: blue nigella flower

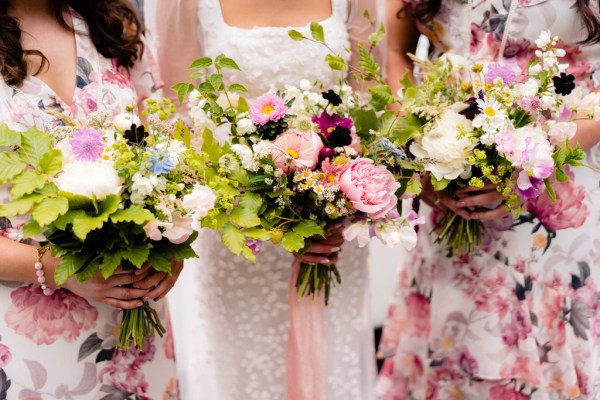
[378,138,406,160]
[147,147,176,175]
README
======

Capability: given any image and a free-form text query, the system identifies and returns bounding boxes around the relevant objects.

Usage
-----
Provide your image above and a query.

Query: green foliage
[31,197,69,226]
[281,231,305,252]
[325,54,347,71]
[310,22,324,42]
[0,124,21,146]
[221,223,245,255]
[215,55,241,71]
[368,23,385,48]
[111,206,154,225]
[288,29,305,41]
[292,220,324,238]
[171,82,194,104]
[188,57,213,69]
[0,152,27,184]
[20,127,51,167]
[358,43,380,81]
[11,170,47,198]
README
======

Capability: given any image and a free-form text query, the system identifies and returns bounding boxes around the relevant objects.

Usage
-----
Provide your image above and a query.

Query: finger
[456,183,498,194]
[104,298,145,310]
[134,262,153,276]
[144,275,173,301]
[132,271,167,290]
[438,196,471,220]
[456,192,504,209]
[329,252,339,264]
[470,206,509,220]
[306,243,341,254]
[104,286,151,300]
[106,268,153,287]
[300,253,336,265]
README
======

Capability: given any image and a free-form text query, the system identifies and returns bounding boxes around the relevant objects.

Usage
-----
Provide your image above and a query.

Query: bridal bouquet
[176,23,420,303]
[0,102,215,349]
[395,31,594,254]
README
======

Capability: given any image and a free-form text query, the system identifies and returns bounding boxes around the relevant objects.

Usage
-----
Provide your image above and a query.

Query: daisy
[473,96,509,134]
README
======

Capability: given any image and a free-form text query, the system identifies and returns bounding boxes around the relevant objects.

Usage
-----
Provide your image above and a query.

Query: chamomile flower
[473,96,508,134]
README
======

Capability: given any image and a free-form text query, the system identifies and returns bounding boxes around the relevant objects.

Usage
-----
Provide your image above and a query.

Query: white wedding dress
[155,0,380,398]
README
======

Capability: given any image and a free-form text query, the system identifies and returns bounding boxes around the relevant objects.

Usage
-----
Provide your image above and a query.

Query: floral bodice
[412,0,600,90]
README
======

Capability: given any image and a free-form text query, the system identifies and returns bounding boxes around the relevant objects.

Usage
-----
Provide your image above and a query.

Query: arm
[573,116,600,151]
[155,0,203,108]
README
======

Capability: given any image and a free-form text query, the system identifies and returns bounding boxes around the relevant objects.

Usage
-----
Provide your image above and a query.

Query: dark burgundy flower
[124,123,149,146]
[319,147,335,161]
[312,112,353,138]
[321,89,342,106]
[553,72,575,96]
[458,97,481,121]
[328,126,352,148]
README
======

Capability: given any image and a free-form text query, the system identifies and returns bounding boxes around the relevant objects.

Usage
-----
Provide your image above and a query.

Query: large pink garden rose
[4,285,98,345]
[339,158,400,219]
[527,167,589,231]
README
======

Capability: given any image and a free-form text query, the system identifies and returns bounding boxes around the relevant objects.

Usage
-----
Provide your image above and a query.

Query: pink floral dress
[0,13,178,400]
[377,1,600,399]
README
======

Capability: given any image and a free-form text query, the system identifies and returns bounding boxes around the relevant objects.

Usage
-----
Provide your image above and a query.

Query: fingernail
[143,296,152,302]
[456,201,466,208]
[136,301,144,307]
[331,247,340,252]
[320,259,331,264]
[132,284,139,289]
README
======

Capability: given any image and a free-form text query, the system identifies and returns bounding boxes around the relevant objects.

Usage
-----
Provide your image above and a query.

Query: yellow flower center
[485,106,496,117]
[327,127,335,133]
[262,104,275,115]
[327,174,336,183]
[288,148,299,159]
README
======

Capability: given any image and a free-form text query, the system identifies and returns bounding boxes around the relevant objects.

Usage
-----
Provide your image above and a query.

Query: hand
[61,264,155,310]
[294,223,345,265]
[419,174,471,219]
[455,184,508,220]
[131,260,184,302]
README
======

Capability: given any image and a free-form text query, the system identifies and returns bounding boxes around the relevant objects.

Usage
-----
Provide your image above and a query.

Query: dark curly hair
[0,0,144,86]
[400,0,600,45]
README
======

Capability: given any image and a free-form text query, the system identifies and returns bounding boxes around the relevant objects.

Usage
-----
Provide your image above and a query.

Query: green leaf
[288,29,305,41]
[61,192,94,209]
[99,251,123,279]
[239,192,263,211]
[11,170,47,198]
[54,253,84,285]
[379,111,398,136]
[148,251,172,272]
[555,168,569,183]
[228,83,249,94]
[242,228,272,241]
[173,121,192,148]
[358,42,381,79]
[230,206,261,228]
[123,244,150,268]
[368,23,386,48]
[368,83,395,109]
[0,124,22,147]
[221,223,245,255]
[71,195,120,240]
[310,22,325,42]
[32,196,69,226]
[22,218,42,238]
[325,54,348,71]
[201,210,229,230]
[406,177,422,195]
[155,236,199,261]
[171,82,194,105]
[544,178,556,202]
[0,194,41,217]
[188,56,213,70]
[209,73,224,91]
[202,128,223,165]
[281,231,305,253]
[53,209,79,230]
[38,149,63,177]
[111,205,154,225]
[20,126,52,167]
[431,177,450,191]
[0,152,27,184]
[350,109,378,135]
[292,220,324,238]
[241,246,257,263]
[215,56,241,71]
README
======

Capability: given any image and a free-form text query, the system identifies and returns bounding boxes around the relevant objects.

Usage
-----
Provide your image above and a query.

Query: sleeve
[154,0,204,108]
[346,0,387,89]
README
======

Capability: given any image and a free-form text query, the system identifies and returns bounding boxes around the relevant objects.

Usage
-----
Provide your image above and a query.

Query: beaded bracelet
[35,245,54,296]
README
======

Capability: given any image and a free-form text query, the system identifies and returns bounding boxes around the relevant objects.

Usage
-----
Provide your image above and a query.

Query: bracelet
[35,245,54,296]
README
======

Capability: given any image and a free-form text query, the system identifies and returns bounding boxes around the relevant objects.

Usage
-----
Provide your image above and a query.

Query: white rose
[514,78,539,97]
[547,121,577,145]
[237,117,257,135]
[182,184,217,219]
[410,107,475,180]
[55,161,122,200]
[113,113,141,131]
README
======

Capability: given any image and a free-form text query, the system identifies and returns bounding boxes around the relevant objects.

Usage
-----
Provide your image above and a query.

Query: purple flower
[312,112,353,139]
[516,172,543,201]
[485,63,515,86]
[69,128,105,161]
[518,96,542,115]
[246,239,262,256]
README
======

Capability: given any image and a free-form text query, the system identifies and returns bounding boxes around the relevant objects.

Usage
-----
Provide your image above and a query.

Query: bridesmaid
[0,0,180,397]
[377,0,600,398]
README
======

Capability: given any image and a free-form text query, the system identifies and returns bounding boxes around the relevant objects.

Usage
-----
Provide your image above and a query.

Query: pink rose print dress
[377,0,600,399]
[0,12,178,400]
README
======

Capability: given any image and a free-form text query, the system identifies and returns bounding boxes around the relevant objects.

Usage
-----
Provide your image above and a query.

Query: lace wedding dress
[155,0,382,399]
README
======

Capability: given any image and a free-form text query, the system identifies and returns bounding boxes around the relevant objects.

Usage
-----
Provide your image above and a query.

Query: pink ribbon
[286,259,326,400]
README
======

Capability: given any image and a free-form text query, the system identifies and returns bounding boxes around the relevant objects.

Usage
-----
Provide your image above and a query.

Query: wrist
[39,249,60,289]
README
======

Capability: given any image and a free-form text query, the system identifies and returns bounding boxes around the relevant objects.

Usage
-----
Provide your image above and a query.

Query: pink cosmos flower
[69,127,105,161]
[271,131,323,173]
[319,157,349,186]
[4,285,98,345]
[339,158,400,219]
[0,344,12,368]
[527,167,589,231]
[250,93,287,126]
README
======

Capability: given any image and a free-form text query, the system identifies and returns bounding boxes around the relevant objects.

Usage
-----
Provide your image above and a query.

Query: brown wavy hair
[0,0,144,86]
[400,0,600,45]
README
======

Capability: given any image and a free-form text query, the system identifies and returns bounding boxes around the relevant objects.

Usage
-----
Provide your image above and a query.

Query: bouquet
[175,21,421,304]
[0,101,215,349]
[394,31,595,254]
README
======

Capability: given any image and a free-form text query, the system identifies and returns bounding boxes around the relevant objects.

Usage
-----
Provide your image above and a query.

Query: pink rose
[272,131,323,173]
[0,344,12,368]
[339,158,400,219]
[527,167,589,231]
[5,285,98,345]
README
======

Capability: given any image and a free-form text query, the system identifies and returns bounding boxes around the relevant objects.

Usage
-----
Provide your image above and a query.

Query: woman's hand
[131,260,184,302]
[294,224,345,265]
[60,264,155,309]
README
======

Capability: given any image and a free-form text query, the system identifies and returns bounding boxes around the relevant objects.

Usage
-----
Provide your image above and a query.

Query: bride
[154,0,384,398]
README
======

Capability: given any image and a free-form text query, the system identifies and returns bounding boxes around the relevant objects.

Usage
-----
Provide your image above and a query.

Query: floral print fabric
[0,12,178,399]
[377,0,600,399]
